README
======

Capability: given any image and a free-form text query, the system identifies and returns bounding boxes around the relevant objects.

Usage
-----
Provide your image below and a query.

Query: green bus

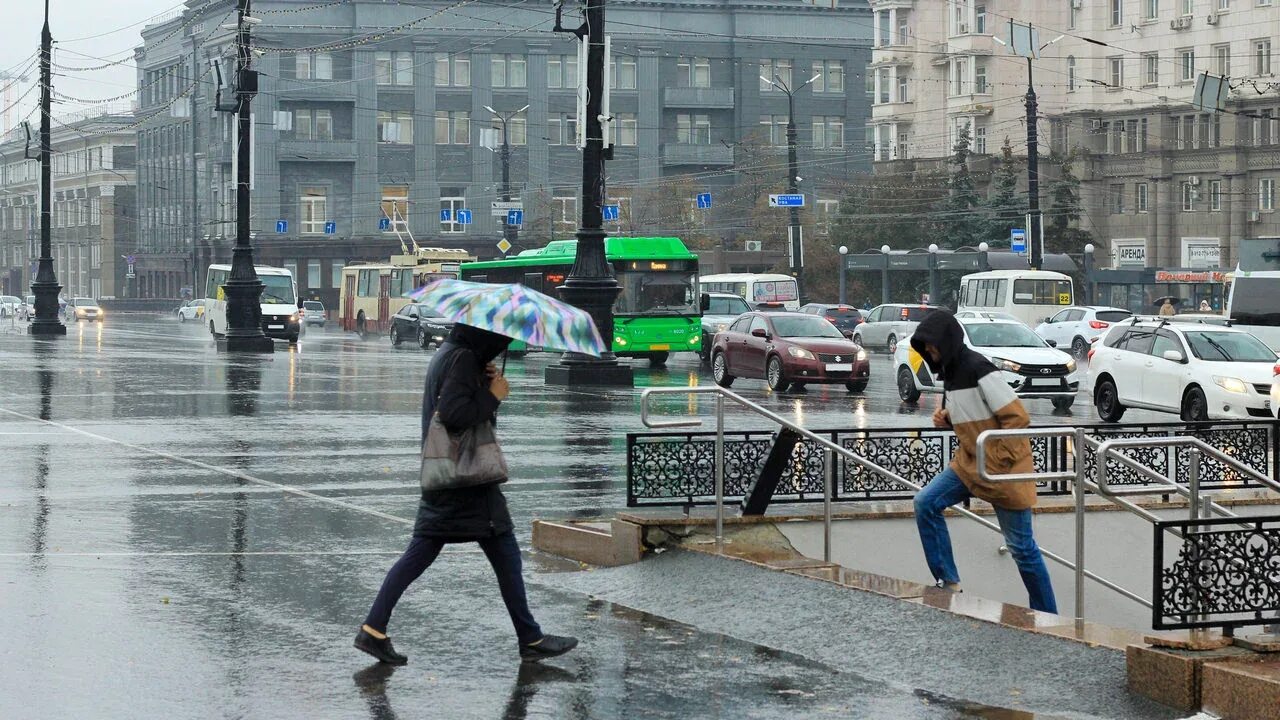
[459,237,701,365]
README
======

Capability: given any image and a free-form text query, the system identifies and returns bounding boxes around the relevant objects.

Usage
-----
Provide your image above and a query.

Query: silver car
[65,297,103,322]
[0,295,20,318]
[851,303,940,354]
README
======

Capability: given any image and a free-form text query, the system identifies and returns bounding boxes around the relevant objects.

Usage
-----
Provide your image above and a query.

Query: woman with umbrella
[354,278,610,665]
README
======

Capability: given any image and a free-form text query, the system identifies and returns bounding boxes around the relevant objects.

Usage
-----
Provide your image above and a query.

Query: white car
[895,318,1081,410]
[852,303,939,354]
[176,299,205,322]
[1090,319,1277,422]
[0,295,20,318]
[65,297,103,322]
[698,292,751,362]
[1034,306,1132,358]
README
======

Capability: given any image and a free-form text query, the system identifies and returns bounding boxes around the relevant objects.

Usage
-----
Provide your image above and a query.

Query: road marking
[0,406,414,527]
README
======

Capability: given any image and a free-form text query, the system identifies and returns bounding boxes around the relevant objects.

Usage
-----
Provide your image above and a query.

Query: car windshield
[771,316,845,339]
[614,271,697,315]
[965,323,1046,348]
[1184,331,1276,362]
[74,297,94,305]
[416,305,445,318]
[303,301,323,310]
[260,276,295,304]
[707,296,750,316]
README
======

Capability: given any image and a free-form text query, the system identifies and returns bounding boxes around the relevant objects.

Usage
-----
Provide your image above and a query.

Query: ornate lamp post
[28,0,65,336]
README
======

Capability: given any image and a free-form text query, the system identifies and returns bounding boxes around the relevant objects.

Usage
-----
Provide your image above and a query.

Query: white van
[957,269,1075,327]
[205,264,301,343]
[1227,268,1280,351]
[699,273,800,311]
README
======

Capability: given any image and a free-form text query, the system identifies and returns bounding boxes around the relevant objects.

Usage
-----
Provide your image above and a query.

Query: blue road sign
[440,209,452,223]
[457,209,473,225]
[769,193,805,208]
[275,219,288,233]
[324,221,336,234]
[696,192,712,209]
[506,209,524,226]
[602,204,620,221]
[1011,228,1027,254]
[378,217,390,231]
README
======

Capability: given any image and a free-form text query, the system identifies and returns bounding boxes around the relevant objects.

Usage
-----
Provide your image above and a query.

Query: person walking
[1159,299,1176,316]
[1199,299,1212,313]
[909,311,1058,614]
[355,324,578,665]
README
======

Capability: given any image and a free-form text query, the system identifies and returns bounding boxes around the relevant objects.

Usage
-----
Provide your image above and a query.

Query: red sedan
[710,311,870,392]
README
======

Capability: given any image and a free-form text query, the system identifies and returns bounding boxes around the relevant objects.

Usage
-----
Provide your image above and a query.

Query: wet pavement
[0,316,1168,718]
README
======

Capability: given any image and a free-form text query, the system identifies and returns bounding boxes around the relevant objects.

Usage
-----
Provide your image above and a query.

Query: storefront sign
[1154,270,1228,283]
[1181,238,1221,269]
[1111,239,1147,267]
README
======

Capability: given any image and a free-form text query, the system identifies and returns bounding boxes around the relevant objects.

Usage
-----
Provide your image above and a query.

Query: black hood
[448,323,512,364]
[909,310,964,377]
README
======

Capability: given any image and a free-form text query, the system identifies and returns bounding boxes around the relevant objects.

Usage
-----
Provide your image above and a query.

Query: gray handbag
[419,354,509,491]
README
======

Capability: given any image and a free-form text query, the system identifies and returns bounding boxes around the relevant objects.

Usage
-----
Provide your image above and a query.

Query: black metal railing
[1153,514,1280,633]
[626,420,1279,508]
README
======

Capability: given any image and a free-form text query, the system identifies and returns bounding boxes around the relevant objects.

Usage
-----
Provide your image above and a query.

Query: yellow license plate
[649,344,670,351]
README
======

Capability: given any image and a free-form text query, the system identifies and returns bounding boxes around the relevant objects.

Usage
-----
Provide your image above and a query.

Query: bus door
[343,275,356,331]
[378,273,392,330]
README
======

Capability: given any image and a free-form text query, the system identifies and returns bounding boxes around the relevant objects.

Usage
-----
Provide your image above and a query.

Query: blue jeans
[364,531,544,644]
[913,467,1059,614]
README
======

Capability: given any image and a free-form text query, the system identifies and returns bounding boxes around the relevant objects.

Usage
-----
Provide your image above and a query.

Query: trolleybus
[338,248,475,337]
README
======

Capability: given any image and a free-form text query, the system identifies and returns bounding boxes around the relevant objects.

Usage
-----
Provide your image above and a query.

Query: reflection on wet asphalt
[0,317,1125,718]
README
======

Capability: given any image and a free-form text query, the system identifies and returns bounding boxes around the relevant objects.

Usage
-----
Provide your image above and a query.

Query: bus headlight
[689,334,700,345]
[615,336,628,346]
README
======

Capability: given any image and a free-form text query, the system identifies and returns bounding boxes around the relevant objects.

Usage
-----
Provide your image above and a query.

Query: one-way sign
[769,193,805,208]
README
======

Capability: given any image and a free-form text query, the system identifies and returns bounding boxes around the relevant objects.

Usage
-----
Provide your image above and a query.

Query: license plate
[268,324,284,330]
[826,363,853,372]
[1027,379,1058,388]
[649,344,670,351]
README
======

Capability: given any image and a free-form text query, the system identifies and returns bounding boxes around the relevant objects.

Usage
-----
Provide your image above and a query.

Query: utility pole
[219,0,272,352]
[762,71,821,305]
[546,0,632,386]
[28,0,65,336]
[485,104,528,252]
[1025,55,1043,272]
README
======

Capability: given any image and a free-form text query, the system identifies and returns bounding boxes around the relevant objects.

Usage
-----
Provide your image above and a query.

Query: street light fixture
[838,245,848,305]
[484,105,530,253]
[927,244,940,305]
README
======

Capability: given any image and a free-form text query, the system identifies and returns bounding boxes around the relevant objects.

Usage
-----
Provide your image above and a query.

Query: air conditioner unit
[1171,17,1191,30]
[1206,13,1219,25]
[1250,210,1262,222]
[1188,175,1201,185]
[958,23,969,34]
[1091,118,1104,130]
[744,240,763,252]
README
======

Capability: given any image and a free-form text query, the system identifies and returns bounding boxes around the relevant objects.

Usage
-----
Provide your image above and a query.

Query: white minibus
[957,269,1075,327]
[205,264,301,343]
[698,273,799,311]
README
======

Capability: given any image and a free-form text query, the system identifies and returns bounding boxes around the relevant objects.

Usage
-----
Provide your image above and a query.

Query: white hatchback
[1034,306,1132,358]
[1090,319,1277,422]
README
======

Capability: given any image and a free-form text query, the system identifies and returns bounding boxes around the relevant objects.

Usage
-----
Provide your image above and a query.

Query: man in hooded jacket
[909,311,1058,614]
[355,324,578,664]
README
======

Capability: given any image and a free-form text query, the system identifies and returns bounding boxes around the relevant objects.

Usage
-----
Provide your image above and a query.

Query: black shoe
[519,634,578,663]
[355,628,408,665]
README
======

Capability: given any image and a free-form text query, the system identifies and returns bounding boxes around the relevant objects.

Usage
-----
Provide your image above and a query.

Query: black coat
[413,326,514,540]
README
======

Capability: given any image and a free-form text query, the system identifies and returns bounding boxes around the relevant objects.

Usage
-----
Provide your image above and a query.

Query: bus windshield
[615,270,697,315]
[1231,277,1280,327]
[261,275,296,304]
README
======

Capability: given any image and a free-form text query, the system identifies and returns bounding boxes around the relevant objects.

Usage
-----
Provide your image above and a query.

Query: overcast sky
[0,0,180,131]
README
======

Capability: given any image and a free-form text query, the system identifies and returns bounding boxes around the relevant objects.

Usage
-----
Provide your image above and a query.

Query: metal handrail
[641,387,1140,604]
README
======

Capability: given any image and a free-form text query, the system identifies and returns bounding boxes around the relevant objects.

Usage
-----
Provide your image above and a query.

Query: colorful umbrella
[407,278,607,358]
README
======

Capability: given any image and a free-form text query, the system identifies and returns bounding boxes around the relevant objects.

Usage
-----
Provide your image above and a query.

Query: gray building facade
[135,0,871,306]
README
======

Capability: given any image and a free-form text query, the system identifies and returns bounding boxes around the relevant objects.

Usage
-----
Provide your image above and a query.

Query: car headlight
[290,313,300,321]
[992,357,1021,373]
[856,349,868,362]
[1065,358,1077,373]
[715,322,729,332]
[1213,376,1248,394]
[787,346,815,360]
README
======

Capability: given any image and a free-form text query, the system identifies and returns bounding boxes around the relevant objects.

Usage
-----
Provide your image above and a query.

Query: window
[1182,181,1196,211]
[610,113,637,146]
[1011,279,1072,305]
[491,55,527,88]
[760,115,788,146]
[1111,184,1126,213]
[811,116,844,149]
[1256,110,1277,145]
[376,52,413,86]
[1179,49,1196,82]
[897,12,909,44]
[1109,57,1124,88]
[331,261,344,289]
[1256,39,1273,76]
[547,113,578,146]
[1110,0,1123,26]
[1262,178,1276,211]
[377,111,412,143]
[1209,180,1223,211]
[296,52,333,80]
[676,113,711,144]
[381,186,409,232]
[875,68,891,104]
[896,73,909,102]
[760,59,792,91]
[495,116,527,146]
[950,57,970,95]
[1214,44,1231,78]
[815,199,839,235]
[975,62,988,93]
[440,190,466,233]
[1069,0,1079,28]
[1068,56,1076,91]
[612,56,637,89]
[677,57,711,88]
[434,53,469,87]
[307,260,321,290]
[547,55,578,89]
[812,60,844,93]
[553,196,577,229]
[1181,0,1194,14]
[433,111,469,144]
[300,186,327,234]
[1136,182,1149,212]
[973,125,987,154]
[975,5,986,33]
[1144,0,1160,19]
[877,10,891,46]
[897,130,909,160]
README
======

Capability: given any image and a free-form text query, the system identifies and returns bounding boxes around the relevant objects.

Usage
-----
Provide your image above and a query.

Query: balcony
[277,139,358,162]
[661,143,734,167]
[663,87,735,109]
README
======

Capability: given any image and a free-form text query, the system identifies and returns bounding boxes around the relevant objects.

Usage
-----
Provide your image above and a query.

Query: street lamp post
[838,245,848,305]
[761,71,821,305]
[1083,243,1096,305]
[29,0,65,336]
[484,104,528,252]
[928,243,940,305]
[879,244,891,305]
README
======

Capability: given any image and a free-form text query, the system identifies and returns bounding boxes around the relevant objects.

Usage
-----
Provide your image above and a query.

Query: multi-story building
[135,0,872,306]
[0,110,136,299]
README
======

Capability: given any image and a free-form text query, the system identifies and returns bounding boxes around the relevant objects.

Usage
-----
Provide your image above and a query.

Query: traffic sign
[324,221,336,234]
[506,209,523,226]
[378,217,390,231]
[440,209,452,223]
[496,238,512,254]
[491,201,523,216]
[769,193,805,208]
[456,209,473,225]
[1011,228,1027,254]
[275,219,288,233]
[602,204,620,221]
[696,192,712,209]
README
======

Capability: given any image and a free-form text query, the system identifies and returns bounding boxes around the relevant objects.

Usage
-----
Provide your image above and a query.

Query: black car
[800,303,864,333]
[390,303,454,349]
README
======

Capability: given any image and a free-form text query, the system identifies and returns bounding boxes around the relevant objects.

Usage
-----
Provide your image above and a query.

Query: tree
[828,172,947,252]
[985,137,1025,244]
[936,124,986,249]
[1043,148,1093,255]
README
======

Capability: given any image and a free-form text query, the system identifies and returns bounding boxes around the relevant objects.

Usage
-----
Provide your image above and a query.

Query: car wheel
[418,328,429,349]
[1181,386,1209,422]
[209,320,217,336]
[1052,396,1075,411]
[897,365,921,403]
[1071,336,1088,358]
[390,325,401,346]
[699,334,711,364]
[846,380,868,393]
[648,351,670,368]
[178,313,185,323]
[1094,377,1125,423]
[712,352,734,388]
[887,334,898,354]
[851,332,862,349]
[766,356,787,392]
